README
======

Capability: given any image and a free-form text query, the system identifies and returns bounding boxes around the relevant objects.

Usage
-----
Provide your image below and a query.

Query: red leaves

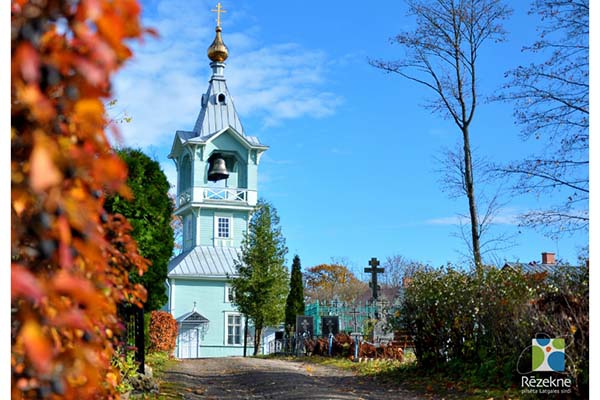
[12,0,152,397]
[73,57,107,87]
[11,264,43,302]
[148,311,179,354]
[14,43,40,83]
[52,270,99,308]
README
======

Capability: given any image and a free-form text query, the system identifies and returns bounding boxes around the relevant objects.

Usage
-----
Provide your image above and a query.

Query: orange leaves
[20,320,53,375]
[73,98,105,130]
[30,131,63,192]
[12,0,151,397]
[53,270,101,310]
[305,264,367,303]
[93,154,130,195]
[15,82,56,121]
[82,0,102,21]
[148,311,179,354]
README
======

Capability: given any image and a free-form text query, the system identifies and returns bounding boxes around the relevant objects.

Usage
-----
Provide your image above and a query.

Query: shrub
[398,264,588,395]
[111,352,139,394]
[148,311,178,354]
[530,266,589,396]
[11,1,150,397]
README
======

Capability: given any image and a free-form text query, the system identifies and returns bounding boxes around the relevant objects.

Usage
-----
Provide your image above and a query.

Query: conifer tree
[104,148,174,311]
[230,199,288,355]
[285,255,305,334]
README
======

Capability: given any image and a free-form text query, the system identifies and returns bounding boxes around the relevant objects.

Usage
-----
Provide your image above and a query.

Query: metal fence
[304,300,380,337]
[118,304,145,374]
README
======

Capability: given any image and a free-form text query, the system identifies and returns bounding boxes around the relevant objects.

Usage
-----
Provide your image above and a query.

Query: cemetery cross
[364,257,384,300]
[348,307,361,361]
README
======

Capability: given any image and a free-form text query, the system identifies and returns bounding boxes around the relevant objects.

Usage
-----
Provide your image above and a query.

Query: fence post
[134,306,145,374]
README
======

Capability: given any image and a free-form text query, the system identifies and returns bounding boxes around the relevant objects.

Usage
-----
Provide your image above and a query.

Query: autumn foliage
[11,0,155,398]
[148,311,179,354]
[304,264,367,303]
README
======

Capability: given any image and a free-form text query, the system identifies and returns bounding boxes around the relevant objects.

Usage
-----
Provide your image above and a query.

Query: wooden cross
[211,2,227,27]
[364,257,384,300]
[348,307,361,333]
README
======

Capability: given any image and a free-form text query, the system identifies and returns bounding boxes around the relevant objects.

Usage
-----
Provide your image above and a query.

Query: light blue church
[165,15,267,358]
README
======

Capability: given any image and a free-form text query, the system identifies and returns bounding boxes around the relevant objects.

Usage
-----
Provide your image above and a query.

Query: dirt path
[159,357,432,399]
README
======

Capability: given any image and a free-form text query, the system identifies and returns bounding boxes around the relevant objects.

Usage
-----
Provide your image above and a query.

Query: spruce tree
[230,199,288,355]
[285,255,305,334]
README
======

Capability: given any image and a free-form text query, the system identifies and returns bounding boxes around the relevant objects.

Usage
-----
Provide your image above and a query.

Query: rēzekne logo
[531,338,565,372]
[518,335,572,395]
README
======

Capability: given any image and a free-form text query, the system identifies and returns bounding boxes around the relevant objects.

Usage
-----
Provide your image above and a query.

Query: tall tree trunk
[253,325,262,356]
[243,316,248,357]
[462,125,482,269]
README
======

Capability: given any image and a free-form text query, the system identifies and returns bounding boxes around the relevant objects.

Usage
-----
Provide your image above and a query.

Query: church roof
[193,71,245,137]
[169,24,267,157]
[168,127,267,159]
[176,310,210,324]
[168,245,241,278]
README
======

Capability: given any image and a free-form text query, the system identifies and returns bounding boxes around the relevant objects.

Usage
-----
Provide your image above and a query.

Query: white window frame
[215,216,232,239]
[224,312,243,346]
[224,285,235,303]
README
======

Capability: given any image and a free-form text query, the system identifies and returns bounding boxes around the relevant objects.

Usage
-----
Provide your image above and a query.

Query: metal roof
[168,246,241,278]
[193,72,245,138]
[502,262,571,274]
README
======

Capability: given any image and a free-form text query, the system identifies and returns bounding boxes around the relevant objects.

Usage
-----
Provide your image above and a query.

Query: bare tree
[370,0,511,269]
[435,145,516,263]
[381,254,423,289]
[498,0,588,237]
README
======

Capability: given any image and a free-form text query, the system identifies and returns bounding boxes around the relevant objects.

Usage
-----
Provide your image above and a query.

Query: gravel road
[159,357,431,400]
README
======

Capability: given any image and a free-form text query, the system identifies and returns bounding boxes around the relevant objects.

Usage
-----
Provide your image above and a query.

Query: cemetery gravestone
[295,315,313,337]
[373,319,394,344]
[321,316,339,336]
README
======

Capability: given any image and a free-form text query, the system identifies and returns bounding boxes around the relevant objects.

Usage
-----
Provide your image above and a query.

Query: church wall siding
[246,162,258,191]
[199,209,214,246]
[172,278,251,357]
[198,208,248,247]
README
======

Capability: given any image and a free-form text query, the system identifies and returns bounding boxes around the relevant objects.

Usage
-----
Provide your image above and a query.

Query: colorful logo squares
[532,338,565,372]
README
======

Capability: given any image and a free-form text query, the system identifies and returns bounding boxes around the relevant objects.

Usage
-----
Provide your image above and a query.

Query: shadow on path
[159,357,430,400]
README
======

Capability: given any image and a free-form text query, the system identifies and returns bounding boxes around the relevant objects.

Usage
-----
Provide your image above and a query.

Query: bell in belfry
[207,155,229,182]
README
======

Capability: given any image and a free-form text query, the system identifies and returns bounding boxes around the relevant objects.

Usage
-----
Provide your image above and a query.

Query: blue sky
[110,0,588,274]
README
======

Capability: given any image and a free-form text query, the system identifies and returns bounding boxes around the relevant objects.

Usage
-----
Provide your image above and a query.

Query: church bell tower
[168,8,268,254]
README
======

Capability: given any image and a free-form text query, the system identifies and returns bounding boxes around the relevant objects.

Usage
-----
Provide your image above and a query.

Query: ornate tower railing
[177,187,250,207]
[203,188,247,202]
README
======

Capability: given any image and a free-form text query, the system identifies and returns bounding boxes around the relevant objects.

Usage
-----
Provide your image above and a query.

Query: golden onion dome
[207,26,228,62]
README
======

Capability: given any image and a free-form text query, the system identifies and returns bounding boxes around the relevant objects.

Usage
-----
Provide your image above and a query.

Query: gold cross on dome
[211,2,227,27]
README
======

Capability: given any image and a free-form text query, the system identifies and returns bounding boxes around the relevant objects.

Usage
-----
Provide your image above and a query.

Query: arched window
[180,155,192,193]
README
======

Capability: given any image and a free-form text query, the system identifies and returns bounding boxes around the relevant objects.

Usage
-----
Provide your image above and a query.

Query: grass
[145,351,178,377]
[142,352,180,400]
